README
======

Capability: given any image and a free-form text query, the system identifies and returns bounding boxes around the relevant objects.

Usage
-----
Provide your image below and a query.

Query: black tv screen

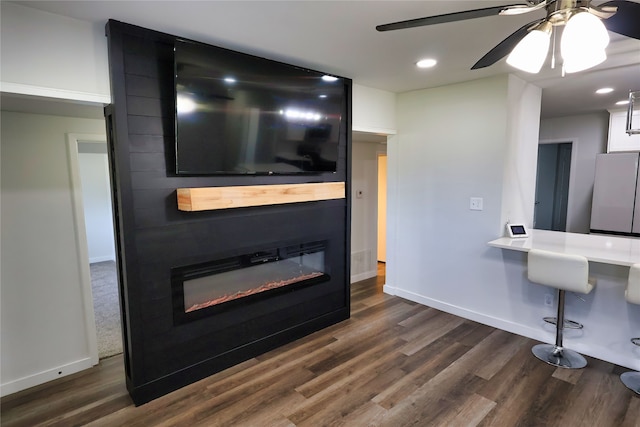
[174,39,345,175]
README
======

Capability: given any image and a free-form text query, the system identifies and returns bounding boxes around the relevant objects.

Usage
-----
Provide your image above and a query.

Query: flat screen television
[174,39,346,175]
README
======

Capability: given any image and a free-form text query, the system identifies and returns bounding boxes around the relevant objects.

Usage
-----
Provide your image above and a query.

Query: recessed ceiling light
[595,87,614,94]
[616,100,630,105]
[416,58,437,69]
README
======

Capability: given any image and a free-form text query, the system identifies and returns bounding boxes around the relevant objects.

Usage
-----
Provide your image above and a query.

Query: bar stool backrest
[627,264,640,305]
[528,249,592,294]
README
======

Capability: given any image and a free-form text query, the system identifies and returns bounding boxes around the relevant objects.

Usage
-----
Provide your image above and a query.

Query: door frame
[66,132,107,366]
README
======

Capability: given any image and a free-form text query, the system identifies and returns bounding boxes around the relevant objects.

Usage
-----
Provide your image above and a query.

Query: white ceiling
[6,0,640,119]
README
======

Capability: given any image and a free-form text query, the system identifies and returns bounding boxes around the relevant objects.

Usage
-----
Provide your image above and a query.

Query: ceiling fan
[376,0,640,73]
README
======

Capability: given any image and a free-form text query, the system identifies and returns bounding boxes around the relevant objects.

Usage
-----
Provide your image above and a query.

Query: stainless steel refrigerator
[590,152,640,235]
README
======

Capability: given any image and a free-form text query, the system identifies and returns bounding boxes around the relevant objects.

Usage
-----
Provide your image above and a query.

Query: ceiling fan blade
[471,19,546,70]
[600,0,640,40]
[376,4,527,32]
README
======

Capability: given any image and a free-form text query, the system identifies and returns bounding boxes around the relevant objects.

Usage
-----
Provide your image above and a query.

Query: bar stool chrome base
[620,337,640,394]
[532,344,587,369]
[620,372,640,395]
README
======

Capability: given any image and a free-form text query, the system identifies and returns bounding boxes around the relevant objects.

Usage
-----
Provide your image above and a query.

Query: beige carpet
[90,261,123,359]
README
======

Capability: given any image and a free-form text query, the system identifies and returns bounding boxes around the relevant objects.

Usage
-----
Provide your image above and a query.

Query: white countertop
[488,229,640,267]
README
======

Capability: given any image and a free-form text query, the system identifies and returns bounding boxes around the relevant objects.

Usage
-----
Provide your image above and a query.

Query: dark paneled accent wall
[104,21,351,405]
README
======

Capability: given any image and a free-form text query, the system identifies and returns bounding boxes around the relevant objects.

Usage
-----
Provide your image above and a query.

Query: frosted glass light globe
[507,28,551,73]
[561,12,609,73]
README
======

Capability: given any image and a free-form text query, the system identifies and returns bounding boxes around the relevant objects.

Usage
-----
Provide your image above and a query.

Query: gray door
[534,143,572,231]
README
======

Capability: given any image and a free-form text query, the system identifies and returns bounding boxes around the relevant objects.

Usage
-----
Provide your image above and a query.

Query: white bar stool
[621,263,640,395]
[528,249,595,369]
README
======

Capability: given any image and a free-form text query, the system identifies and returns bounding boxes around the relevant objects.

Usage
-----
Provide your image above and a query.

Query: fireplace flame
[185,271,324,313]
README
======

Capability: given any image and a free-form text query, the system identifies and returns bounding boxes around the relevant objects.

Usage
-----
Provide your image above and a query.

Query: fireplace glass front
[172,241,329,323]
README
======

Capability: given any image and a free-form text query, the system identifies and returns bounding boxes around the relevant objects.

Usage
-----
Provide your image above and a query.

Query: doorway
[534,142,572,231]
[377,154,387,263]
[69,134,122,360]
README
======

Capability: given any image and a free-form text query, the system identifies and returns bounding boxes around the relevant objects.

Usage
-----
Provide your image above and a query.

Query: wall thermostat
[506,223,528,238]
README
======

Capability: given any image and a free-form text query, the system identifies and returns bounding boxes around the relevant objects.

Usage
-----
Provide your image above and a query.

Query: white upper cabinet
[608,109,640,152]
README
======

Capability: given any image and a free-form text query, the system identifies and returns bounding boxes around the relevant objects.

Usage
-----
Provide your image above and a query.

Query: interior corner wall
[350,139,386,282]
[385,76,639,371]
[0,110,106,396]
[0,2,110,102]
[386,74,508,299]
[385,73,548,337]
[538,112,609,233]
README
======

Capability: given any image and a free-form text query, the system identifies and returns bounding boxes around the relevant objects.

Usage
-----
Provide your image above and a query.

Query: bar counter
[489,229,640,267]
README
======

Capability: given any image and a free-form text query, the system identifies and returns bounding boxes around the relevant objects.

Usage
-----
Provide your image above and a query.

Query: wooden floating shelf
[177,182,346,211]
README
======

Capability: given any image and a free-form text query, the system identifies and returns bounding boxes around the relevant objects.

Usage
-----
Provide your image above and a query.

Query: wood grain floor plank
[557,357,633,427]
[379,371,486,427]
[398,309,457,341]
[194,367,314,427]
[397,305,440,328]
[293,366,405,427]
[330,299,420,344]
[372,340,471,410]
[328,400,388,427]
[471,330,529,380]
[621,394,640,427]
[433,392,497,427]
[399,312,466,356]
[288,350,407,424]
[506,376,574,427]
[552,364,585,384]
[294,336,407,399]
[2,266,637,427]
[443,320,495,348]
[475,345,555,426]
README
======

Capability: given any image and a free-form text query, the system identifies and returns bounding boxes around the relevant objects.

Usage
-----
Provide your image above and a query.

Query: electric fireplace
[172,241,330,324]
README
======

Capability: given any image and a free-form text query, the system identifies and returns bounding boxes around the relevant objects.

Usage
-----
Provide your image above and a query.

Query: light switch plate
[470,197,483,211]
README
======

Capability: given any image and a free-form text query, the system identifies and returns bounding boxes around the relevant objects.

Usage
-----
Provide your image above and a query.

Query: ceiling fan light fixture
[561,11,610,73]
[506,21,552,74]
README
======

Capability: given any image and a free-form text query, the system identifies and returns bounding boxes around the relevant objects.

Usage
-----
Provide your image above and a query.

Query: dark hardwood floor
[2,263,639,426]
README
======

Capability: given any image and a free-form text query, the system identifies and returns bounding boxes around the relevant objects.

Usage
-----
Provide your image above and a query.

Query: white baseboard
[384,285,545,340]
[383,285,640,371]
[0,357,96,397]
[350,270,377,284]
[89,255,116,264]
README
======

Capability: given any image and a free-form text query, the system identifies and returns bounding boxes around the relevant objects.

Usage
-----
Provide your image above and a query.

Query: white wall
[350,84,395,282]
[1,111,106,396]
[501,75,542,229]
[0,2,110,103]
[385,75,639,371]
[78,145,116,263]
[539,112,609,233]
[352,84,397,134]
[386,75,513,307]
[351,139,386,282]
